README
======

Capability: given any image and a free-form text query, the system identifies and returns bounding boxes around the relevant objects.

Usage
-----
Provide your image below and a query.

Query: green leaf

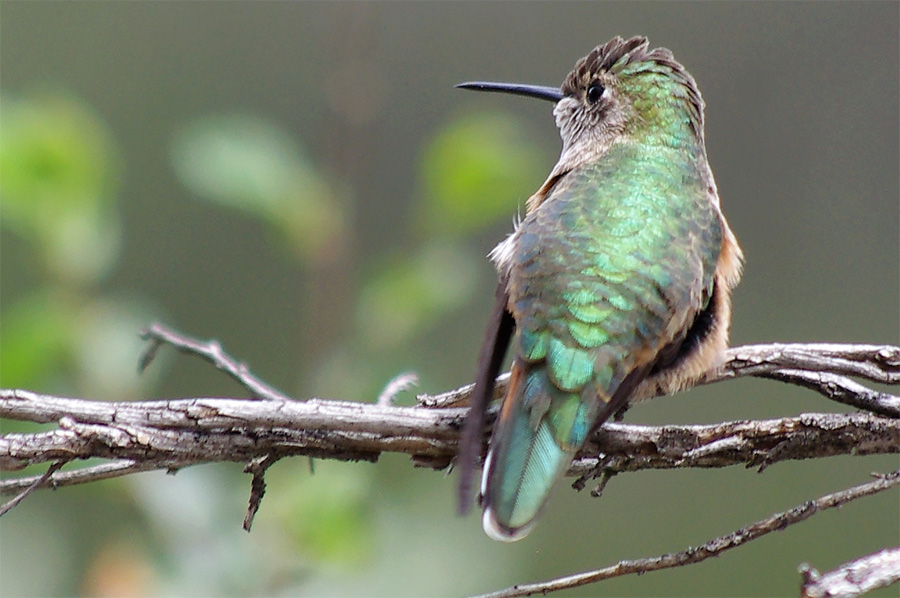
[355,242,479,349]
[0,91,121,284]
[171,114,346,264]
[418,111,548,236]
[0,290,158,398]
[0,290,73,389]
[172,114,301,212]
[72,297,161,399]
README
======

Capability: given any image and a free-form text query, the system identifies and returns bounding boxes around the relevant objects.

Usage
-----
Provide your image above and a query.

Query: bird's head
[458,37,705,175]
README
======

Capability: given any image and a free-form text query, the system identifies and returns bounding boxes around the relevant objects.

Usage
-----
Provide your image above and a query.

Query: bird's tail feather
[481,363,579,541]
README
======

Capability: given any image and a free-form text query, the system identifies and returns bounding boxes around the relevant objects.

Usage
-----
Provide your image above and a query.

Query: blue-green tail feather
[481,363,587,541]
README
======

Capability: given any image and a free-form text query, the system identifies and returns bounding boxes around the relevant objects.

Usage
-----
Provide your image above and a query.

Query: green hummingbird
[456,36,743,541]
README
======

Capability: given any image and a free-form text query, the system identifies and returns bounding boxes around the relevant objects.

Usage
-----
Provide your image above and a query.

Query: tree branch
[0,460,66,517]
[0,458,199,494]
[471,471,900,598]
[1,333,898,492]
[2,326,898,596]
[2,389,897,494]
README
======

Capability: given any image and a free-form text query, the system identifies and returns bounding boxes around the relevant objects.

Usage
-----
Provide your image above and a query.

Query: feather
[457,279,514,515]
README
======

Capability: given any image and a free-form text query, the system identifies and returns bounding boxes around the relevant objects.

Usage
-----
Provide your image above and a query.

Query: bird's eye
[587,83,605,104]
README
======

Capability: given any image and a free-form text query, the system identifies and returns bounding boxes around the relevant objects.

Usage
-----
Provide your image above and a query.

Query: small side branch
[713,343,900,385]
[139,323,290,401]
[472,470,900,598]
[243,454,278,532]
[0,460,66,516]
[0,459,198,494]
[702,343,900,417]
[801,546,900,598]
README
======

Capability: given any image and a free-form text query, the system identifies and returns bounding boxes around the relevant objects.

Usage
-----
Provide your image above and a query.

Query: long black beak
[455,81,564,103]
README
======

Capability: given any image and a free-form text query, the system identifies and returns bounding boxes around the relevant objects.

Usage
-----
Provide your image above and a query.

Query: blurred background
[1,3,897,596]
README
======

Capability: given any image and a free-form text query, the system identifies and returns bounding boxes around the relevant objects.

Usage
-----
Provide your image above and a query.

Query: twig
[418,373,509,408]
[800,546,900,598]
[755,369,899,417]
[377,372,419,406]
[711,343,900,384]
[0,459,196,494]
[0,460,66,516]
[243,454,278,532]
[470,470,900,598]
[139,326,900,415]
[139,323,290,401]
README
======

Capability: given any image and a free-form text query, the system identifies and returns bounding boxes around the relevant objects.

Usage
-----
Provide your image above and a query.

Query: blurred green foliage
[418,112,547,236]
[0,91,121,285]
[2,88,543,593]
[0,91,154,398]
[170,109,546,387]
[171,115,348,264]
[264,460,375,567]
[355,242,479,350]
[156,108,543,580]
[0,288,74,391]
[352,112,546,353]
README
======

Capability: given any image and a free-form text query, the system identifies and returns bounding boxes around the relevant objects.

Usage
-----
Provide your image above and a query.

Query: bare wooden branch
[2,334,897,502]
[470,471,900,598]
[573,411,900,479]
[1,388,897,496]
[712,343,900,385]
[800,547,900,598]
[763,368,900,416]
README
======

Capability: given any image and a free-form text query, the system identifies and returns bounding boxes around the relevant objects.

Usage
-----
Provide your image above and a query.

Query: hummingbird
[456,36,743,541]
